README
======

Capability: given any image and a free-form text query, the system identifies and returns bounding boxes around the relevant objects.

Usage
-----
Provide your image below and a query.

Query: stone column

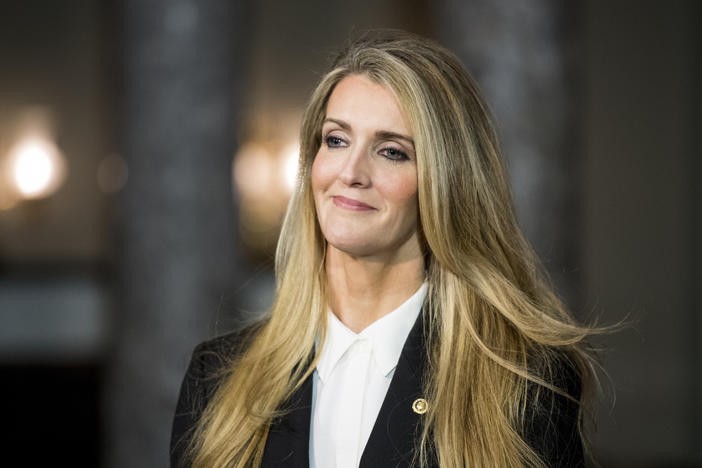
[433,0,581,305]
[105,1,248,466]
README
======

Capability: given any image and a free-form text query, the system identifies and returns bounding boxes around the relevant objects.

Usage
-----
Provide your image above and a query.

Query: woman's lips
[332,195,375,211]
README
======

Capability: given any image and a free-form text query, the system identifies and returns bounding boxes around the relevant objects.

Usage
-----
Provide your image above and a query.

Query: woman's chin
[326,237,381,258]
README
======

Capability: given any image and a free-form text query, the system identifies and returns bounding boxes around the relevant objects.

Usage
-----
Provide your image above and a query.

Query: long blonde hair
[188,29,597,467]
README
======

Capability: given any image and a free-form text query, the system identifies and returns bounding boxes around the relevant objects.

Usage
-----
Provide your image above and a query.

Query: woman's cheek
[379,173,418,203]
[311,152,335,191]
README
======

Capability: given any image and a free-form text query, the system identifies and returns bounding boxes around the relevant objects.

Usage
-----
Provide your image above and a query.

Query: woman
[171,29,596,467]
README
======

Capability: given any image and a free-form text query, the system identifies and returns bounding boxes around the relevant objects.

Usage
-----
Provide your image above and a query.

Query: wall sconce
[0,108,67,209]
[233,139,299,254]
[8,136,66,199]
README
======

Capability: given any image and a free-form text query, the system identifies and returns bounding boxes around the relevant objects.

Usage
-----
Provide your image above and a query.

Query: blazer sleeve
[170,324,261,468]
[523,358,585,468]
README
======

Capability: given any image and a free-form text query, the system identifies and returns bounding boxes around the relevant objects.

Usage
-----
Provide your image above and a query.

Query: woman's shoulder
[523,350,585,467]
[170,319,266,466]
[188,319,266,375]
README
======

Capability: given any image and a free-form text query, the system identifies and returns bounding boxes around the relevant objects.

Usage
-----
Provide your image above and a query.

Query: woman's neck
[325,244,425,333]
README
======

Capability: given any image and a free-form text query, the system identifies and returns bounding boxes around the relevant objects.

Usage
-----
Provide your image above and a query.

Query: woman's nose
[338,147,370,187]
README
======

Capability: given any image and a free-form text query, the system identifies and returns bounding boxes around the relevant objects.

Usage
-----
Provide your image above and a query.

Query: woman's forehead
[324,74,412,138]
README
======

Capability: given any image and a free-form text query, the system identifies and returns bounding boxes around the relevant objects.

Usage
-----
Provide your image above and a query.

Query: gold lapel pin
[412,398,428,414]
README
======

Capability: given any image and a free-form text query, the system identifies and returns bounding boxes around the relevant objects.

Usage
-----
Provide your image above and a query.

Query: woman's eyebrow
[323,118,351,130]
[375,131,414,148]
[323,118,414,147]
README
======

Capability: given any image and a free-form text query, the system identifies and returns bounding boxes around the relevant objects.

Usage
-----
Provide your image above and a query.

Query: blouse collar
[316,282,428,382]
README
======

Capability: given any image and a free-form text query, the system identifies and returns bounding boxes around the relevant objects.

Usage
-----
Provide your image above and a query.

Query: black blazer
[170,312,584,467]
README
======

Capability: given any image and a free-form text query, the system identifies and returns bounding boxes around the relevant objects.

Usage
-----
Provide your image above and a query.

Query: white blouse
[309,283,428,468]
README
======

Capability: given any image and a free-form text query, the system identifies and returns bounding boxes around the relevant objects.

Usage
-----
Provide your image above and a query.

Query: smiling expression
[311,74,421,260]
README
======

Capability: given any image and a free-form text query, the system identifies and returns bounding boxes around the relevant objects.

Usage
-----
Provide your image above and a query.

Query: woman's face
[311,74,420,260]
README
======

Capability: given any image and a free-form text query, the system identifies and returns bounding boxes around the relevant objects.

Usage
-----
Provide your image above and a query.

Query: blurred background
[0,0,699,466]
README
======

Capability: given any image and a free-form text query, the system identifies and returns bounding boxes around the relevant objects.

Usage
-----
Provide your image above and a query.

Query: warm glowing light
[233,137,301,252]
[8,137,66,199]
[233,143,274,199]
[282,144,299,192]
[14,142,52,195]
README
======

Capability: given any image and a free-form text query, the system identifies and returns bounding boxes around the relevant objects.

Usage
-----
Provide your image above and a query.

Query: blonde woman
[171,29,596,468]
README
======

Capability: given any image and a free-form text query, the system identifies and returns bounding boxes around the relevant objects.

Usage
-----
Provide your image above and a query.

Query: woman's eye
[380,147,409,161]
[325,135,345,148]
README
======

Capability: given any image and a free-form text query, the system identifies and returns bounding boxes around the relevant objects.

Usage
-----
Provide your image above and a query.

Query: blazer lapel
[261,372,313,467]
[360,310,435,467]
